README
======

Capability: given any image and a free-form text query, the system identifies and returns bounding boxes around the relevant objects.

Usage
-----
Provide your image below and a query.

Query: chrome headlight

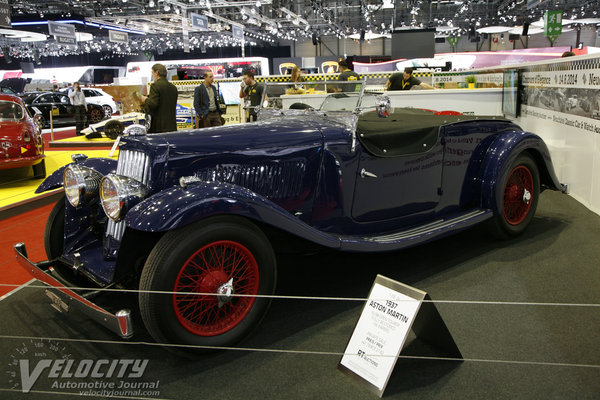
[100,174,148,221]
[63,165,103,207]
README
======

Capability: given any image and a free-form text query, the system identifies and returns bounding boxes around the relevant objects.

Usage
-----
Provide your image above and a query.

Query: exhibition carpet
[0,203,50,297]
[0,191,597,400]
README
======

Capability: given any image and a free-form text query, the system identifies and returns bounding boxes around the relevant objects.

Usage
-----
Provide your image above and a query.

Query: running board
[339,209,493,252]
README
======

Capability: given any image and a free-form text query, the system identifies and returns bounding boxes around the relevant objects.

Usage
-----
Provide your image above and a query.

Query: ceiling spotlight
[149,0,155,6]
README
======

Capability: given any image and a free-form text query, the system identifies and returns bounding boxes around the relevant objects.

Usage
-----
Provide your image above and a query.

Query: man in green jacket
[139,64,178,133]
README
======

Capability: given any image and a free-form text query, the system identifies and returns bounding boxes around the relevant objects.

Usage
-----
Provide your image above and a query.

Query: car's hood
[120,115,331,157]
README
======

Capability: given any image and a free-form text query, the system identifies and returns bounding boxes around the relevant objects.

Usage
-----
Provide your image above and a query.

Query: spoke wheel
[488,154,540,239]
[102,105,113,118]
[502,166,533,225]
[173,240,259,336]
[89,108,103,123]
[139,217,276,352]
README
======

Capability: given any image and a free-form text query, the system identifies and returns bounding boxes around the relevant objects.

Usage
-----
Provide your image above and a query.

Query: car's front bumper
[13,242,133,339]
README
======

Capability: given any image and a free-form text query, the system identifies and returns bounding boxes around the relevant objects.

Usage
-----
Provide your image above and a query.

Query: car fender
[35,157,117,193]
[125,181,341,249]
[478,130,561,211]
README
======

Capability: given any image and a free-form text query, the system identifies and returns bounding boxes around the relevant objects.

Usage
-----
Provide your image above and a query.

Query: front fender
[478,130,561,211]
[35,157,117,194]
[125,181,341,249]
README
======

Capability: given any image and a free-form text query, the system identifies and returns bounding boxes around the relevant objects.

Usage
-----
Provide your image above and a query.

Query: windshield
[0,101,24,120]
[259,78,383,113]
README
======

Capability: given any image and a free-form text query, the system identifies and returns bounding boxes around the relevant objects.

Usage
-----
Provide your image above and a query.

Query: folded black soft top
[356,107,506,157]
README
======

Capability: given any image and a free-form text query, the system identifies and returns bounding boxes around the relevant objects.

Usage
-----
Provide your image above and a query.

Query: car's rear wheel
[88,108,103,123]
[104,120,124,140]
[139,216,276,353]
[488,154,540,238]
[102,105,113,118]
[32,159,46,179]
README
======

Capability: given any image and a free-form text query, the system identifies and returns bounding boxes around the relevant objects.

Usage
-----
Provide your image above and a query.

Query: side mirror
[376,95,391,118]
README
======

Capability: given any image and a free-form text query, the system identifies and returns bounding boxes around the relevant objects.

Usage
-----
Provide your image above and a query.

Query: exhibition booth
[1,50,599,399]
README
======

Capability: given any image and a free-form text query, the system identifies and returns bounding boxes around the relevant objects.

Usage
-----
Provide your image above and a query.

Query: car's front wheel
[488,153,540,238]
[139,216,276,353]
[104,120,124,140]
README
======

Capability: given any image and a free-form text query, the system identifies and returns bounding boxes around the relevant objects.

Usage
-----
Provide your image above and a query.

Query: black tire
[102,105,113,119]
[32,159,46,179]
[104,120,124,140]
[44,197,90,284]
[488,154,540,239]
[38,114,48,129]
[88,107,103,123]
[44,197,65,261]
[139,216,276,352]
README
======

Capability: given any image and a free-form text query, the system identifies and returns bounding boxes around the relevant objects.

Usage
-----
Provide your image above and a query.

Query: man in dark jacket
[194,71,223,128]
[139,63,178,133]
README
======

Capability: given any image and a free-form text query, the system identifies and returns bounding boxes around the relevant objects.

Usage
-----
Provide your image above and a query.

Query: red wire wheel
[173,240,260,336]
[502,165,533,225]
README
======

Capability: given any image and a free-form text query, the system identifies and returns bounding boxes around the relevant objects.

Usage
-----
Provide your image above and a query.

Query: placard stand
[338,275,462,397]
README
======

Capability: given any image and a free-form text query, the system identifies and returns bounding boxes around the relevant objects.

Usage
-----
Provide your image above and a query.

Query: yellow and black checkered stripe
[171,71,431,88]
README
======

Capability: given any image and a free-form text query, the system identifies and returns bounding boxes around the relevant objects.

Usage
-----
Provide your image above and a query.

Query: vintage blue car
[15,80,564,351]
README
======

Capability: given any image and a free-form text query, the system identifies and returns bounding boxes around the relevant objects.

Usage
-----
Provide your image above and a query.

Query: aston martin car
[15,80,564,352]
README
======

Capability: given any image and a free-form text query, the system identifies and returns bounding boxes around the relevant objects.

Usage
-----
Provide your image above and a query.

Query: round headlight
[63,165,102,207]
[100,174,148,221]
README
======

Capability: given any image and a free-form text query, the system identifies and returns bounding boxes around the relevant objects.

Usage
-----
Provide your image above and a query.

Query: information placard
[338,275,461,397]
[339,276,422,396]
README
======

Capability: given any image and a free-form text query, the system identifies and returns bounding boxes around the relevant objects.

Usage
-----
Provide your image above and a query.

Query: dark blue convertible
[15,80,564,351]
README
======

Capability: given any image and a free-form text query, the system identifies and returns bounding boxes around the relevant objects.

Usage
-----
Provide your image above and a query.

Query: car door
[351,144,444,223]
[55,93,76,124]
[32,94,58,124]
[82,89,99,106]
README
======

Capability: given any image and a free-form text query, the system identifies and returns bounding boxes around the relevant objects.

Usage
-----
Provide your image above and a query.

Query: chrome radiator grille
[116,149,151,185]
[106,150,151,242]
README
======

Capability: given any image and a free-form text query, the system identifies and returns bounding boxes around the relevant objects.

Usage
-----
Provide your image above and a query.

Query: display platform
[0,190,598,399]
[48,134,115,149]
[0,149,117,218]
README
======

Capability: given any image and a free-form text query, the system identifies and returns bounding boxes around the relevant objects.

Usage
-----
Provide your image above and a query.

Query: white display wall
[514,54,600,216]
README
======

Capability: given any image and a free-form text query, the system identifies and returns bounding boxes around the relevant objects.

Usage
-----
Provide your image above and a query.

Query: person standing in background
[333,60,360,92]
[68,82,87,135]
[239,70,264,122]
[387,67,435,90]
[194,71,223,128]
[138,63,178,133]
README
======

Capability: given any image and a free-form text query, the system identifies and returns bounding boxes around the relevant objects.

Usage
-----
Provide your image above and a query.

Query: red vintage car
[0,94,45,178]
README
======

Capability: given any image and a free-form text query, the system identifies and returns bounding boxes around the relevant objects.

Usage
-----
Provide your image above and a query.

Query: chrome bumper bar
[14,242,133,339]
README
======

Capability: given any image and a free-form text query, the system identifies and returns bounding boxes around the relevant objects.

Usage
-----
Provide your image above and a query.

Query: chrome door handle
[360,168,378,178]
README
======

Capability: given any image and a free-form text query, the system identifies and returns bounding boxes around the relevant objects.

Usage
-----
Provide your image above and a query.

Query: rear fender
[35,157,117,193]
[125,181,340,249]
[478,131,561,211]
